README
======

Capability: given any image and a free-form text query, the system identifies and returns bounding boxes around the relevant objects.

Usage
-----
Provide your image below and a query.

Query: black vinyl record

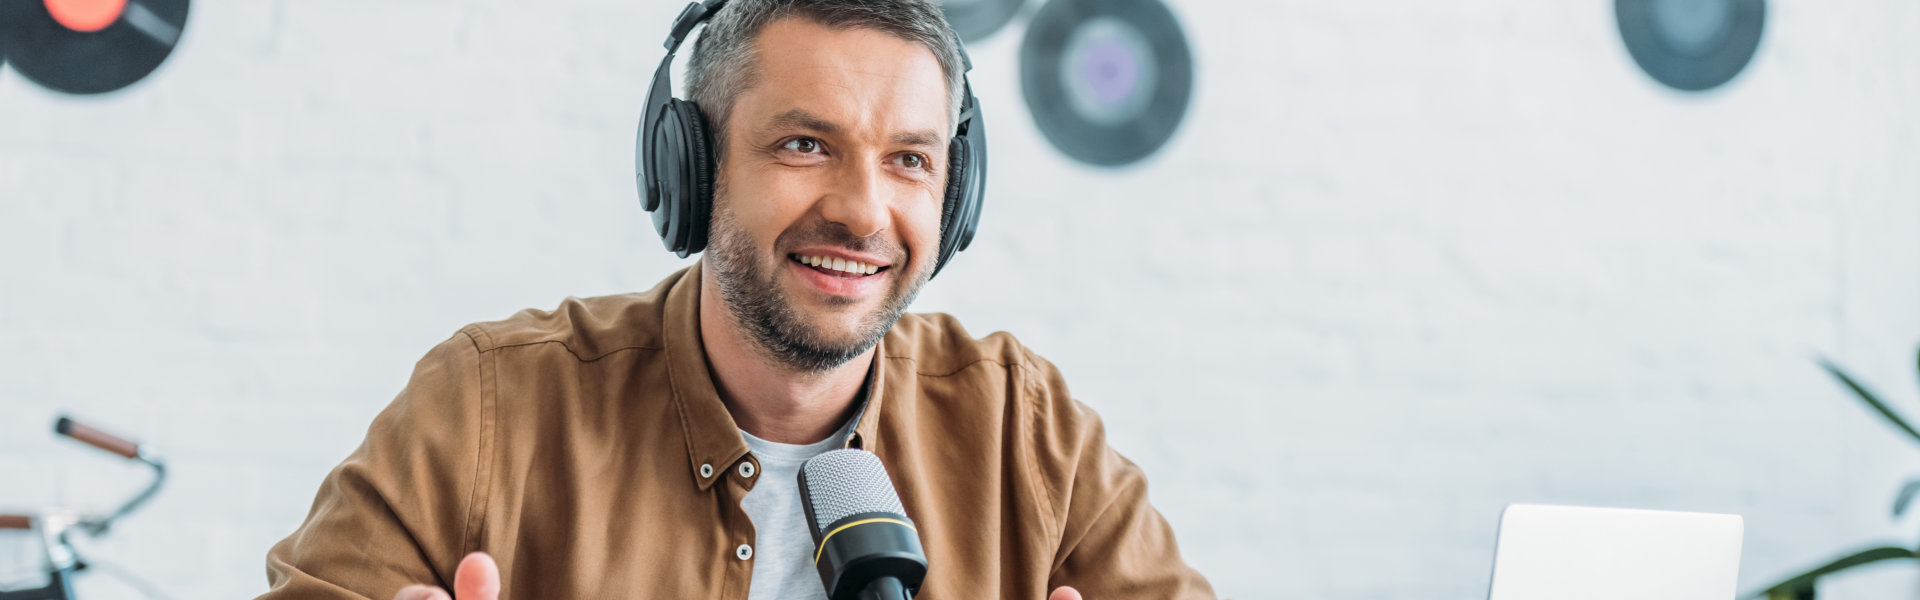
[1020,0,1191,167]
[0,0,24,65]
[939,0,1026,43]
[1616,0,1764,92]
[0,5,9,66]
[1,0,190,95]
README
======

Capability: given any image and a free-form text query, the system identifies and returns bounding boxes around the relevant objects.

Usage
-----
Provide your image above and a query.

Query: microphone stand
[858,576,911,600]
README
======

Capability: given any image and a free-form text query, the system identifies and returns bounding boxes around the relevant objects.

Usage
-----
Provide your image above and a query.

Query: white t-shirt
[739,418,856,600]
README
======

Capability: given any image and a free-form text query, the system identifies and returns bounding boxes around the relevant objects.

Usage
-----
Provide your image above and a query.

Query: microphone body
[798,449,928,600]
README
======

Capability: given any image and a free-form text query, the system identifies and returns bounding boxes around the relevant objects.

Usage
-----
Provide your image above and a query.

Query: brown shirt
[261,265,1215,599]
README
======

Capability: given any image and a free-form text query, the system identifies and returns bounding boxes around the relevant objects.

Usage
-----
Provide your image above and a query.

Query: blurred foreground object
[0,416,168,600]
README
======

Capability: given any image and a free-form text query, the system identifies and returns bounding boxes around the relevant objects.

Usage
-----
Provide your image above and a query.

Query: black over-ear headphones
[637,0,988,278]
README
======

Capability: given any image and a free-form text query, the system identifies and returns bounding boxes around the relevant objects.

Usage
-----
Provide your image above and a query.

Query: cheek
[901,189,946,265]
[720,170,811,246]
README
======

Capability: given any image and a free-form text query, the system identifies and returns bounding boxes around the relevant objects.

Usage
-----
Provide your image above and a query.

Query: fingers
[1049,586,1083,600]
[453,552,502,600]
[393,585,451,600]
[390,552,498,600]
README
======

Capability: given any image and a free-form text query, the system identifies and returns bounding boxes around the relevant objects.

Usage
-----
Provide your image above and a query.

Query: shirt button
[699,463,714,478]
[735,543,753,560]
[738,461,756,479]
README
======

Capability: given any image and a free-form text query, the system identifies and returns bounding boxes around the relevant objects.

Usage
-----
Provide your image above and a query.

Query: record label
[47,0,129,33]
[1,0,189,95]
[1616,0,1764,92]
[1020,0,1191,167]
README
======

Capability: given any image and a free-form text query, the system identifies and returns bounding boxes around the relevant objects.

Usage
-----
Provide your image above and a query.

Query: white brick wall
[3,0,1917,598]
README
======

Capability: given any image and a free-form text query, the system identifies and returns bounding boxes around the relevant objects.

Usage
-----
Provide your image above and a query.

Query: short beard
[705,198,930,374]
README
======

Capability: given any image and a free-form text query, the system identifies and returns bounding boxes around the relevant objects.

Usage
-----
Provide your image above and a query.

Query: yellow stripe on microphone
[813,518,918,564]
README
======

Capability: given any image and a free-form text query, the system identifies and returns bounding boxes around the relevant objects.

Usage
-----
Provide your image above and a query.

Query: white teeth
[796,254,883,275]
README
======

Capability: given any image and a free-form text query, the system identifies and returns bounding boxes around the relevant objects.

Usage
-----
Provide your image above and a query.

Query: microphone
[797,449,928,600]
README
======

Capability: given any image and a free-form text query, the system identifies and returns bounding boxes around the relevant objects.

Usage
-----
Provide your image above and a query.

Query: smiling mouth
[791,253,888,278]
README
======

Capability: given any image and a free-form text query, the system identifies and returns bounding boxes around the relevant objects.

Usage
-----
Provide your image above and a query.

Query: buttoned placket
[717,451,763,599]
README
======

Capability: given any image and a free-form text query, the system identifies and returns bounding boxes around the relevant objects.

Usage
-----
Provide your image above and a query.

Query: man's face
[705,17,951,372]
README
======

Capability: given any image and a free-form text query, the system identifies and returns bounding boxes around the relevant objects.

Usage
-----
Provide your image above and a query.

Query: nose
[817,159,891,239]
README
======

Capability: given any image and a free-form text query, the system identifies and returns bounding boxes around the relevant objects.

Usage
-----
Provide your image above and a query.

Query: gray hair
[684,0,966,159]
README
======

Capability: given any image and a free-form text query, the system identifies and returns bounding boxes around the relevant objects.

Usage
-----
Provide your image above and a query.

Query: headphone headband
[663,0,728,53]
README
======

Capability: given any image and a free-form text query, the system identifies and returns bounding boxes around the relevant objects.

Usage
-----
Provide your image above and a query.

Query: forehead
[734,17,951,136]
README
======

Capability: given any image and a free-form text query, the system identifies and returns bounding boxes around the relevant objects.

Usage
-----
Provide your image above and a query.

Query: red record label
[46,0,129,33]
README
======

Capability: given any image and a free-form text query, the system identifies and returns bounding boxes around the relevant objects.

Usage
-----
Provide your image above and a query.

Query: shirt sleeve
[260,331,492,599]
[1025,351,1218,600]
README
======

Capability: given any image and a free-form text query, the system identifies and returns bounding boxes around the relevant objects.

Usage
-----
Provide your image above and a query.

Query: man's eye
[782,138,822,154]
[900,154,926,170]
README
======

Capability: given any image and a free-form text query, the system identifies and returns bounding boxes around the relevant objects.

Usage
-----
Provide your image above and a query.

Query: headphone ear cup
[644,103,684,253]
[676,99,718,255]
[648,99,718,257]
[637,115,663,213]
[935,137,971,275]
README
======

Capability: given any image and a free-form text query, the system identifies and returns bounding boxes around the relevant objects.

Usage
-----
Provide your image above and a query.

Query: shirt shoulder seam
[471,337,665,363]
[452,329,492,557]
[883,354,1013,379]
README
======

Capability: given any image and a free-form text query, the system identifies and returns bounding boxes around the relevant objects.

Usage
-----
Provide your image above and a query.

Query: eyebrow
[764,109,841,136]
[890,130,944,149]
[762,108,944,149]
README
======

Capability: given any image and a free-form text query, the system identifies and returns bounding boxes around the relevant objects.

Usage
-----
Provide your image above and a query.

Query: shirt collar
[848,344,885,452]
[662,262,890,491]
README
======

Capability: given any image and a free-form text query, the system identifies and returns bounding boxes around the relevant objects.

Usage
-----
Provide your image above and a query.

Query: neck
[699,265,872,445]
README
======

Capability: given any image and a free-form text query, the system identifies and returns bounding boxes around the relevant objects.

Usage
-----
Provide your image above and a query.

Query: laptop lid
[1488,503,1744,600]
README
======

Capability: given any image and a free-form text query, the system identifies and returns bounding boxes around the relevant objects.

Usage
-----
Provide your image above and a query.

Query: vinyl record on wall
[0,0,23,66]
[1616,0,1763,92]
[1020,0,1191,167]
[939,0,1025,43]
[0,0,190,95]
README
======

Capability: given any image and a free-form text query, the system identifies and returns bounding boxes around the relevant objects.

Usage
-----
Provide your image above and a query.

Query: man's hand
[1050,586,1083,600]
[393,552,499,600]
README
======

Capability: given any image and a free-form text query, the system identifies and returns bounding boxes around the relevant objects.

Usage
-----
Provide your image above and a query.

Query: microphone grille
[801,449,906,530]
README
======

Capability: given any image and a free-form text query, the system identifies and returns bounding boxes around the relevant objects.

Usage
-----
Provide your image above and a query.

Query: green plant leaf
[1896,479,1920,517]
[1820,357,1920,447]
[1752,545,1918,598]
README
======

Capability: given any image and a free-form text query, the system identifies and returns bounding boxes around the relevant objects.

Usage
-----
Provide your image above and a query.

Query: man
[260,0,1214,598]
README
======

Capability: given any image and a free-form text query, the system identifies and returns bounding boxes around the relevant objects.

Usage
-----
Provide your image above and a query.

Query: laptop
[1487,503,1745,600]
